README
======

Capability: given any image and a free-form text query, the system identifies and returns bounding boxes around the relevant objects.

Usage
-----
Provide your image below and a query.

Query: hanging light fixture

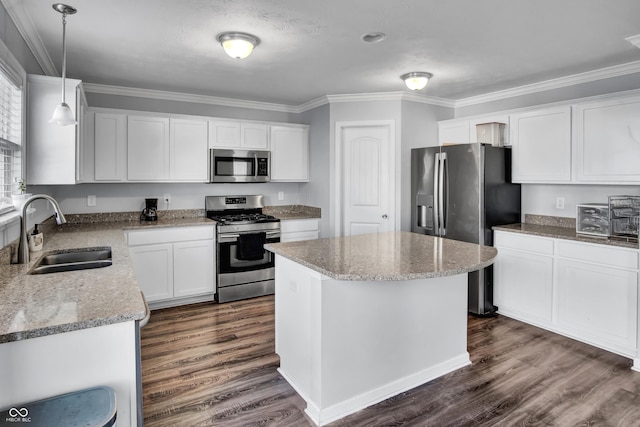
[49,3,78,126]
[216,32,260,59]
[401,72,433,91]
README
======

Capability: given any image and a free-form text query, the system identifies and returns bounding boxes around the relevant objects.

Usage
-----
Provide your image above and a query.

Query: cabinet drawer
[281,230,319,243]
[494,231,554,255]
[127,225,214,246]
[280,219,319,233]
[556,240,639,270]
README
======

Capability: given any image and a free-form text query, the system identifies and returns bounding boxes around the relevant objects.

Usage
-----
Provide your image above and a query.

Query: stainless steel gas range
[205,195,280,303]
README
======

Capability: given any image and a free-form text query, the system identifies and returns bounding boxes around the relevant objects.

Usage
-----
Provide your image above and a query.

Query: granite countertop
[0,216,216,343]
[265,231,497,281]
[264,205,321,220]
[493,223,639,249]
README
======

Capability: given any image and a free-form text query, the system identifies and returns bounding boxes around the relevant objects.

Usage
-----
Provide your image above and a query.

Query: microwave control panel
[257,158,269,176]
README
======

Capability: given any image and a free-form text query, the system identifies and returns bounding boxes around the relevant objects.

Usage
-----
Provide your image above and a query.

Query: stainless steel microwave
[209,149,270,183]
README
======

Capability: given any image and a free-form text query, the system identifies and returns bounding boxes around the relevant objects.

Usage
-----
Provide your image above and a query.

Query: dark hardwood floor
[141,296,640,426]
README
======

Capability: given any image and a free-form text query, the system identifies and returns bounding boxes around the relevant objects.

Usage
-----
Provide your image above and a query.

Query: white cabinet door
[241,123,269,149]
[556,259,638,350]
[438,120,470,145]
[270,126,309,181]
[494,247,554,323]
[129,243,173,302]
[510,106,572,183]
[94,113,127,181]
[170,118,208,181]
[573,95,640,183]
[127,116,170,180]
[26,75,84,185]
[173,240,215,297]
[209,121,241,148]
[280,219,320,242]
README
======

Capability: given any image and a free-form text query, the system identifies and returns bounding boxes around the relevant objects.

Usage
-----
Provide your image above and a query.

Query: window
[0,40,25,215]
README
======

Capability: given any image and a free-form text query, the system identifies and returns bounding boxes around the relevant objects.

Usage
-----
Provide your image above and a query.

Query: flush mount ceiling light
[217,32,260,59]
[49,3,77,126]
[401,72,433,91]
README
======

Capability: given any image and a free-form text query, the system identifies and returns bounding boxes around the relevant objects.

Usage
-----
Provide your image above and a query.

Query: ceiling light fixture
[217,32,260,59]
[401,72,433,91]
[49,3,78,126]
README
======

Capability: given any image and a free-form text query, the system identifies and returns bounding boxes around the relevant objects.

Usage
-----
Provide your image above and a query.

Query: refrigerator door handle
[433,153,440,234]
[439,152,447,236]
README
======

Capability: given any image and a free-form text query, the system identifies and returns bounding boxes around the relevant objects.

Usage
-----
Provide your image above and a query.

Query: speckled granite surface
[265,231,497,281]
[264,205,321,220]
[493,223,638,249]
[0,217,216,343]
[524,214,576,228]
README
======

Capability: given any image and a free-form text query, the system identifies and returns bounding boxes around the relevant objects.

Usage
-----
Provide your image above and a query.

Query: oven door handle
[218,230,280,242]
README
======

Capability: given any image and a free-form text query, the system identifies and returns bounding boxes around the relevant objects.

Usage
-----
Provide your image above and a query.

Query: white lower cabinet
[280,219,319,242]
[495,247,553,322]
[127,226,215,308]
[494,230,640,366]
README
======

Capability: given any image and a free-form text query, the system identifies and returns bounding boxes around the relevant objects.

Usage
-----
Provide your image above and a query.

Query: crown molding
[454,60,640,108]
[626,34,640,49]
[82,83,301,113]
[1,0,58,76]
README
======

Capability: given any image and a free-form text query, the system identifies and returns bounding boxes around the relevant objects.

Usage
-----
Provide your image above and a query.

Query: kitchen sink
[29,247,113,275]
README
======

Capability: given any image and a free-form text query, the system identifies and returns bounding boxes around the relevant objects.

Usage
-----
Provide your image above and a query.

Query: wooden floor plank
[141,295,640,426]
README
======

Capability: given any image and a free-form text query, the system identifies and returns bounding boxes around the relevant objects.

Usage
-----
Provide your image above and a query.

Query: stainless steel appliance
[140,198,158,221]
[206,195,280,303]
[209,149,270,183]
[411,143,521,316]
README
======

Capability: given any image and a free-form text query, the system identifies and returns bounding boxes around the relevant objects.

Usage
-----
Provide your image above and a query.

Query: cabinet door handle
[382,214,388,219]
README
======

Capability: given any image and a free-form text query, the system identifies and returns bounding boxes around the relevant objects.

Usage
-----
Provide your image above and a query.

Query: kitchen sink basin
[29,247,113,275]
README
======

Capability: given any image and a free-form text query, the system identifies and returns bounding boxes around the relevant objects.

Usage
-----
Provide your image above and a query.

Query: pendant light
[49,3,78,126]
[401,72,433,91]
[217,32,260,59]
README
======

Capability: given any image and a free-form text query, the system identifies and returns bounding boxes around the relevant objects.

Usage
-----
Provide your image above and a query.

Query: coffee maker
[140,198,158,221]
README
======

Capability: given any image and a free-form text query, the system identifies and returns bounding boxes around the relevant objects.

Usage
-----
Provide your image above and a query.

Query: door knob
[382,214,388,219]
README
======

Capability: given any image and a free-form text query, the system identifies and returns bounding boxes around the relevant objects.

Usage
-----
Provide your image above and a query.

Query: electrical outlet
[556,197,565,210]
[87,195,96,207]
[163,193,171,206]
[278,191,284,201]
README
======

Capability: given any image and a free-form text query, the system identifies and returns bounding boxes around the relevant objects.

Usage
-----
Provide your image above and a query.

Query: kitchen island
[265,231,497,426]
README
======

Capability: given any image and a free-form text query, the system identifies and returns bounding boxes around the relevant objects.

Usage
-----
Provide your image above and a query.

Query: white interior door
[337,122,395,236]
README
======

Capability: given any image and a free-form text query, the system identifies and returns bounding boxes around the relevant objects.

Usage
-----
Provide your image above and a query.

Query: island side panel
[274,255,471,426]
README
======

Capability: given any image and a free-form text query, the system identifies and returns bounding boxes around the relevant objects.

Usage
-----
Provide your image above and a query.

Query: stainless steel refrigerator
[411,143,521,316]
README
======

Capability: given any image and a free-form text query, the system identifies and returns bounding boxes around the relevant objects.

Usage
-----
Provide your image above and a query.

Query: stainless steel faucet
[18,194,67,264]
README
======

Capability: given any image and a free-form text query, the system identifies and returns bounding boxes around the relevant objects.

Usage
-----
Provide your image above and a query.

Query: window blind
[0,64,22,209]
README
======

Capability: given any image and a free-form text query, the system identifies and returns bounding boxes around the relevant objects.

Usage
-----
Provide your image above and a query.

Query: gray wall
[299,103,330,237]
[87,92,301,123]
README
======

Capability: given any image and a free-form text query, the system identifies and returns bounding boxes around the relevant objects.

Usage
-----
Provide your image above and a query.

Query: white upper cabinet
[209,121,240,148]
[510,106,572,183]
[127,116,170,181]
[209,120,269,149]
[94,113,127,181]
[241,123,269,149]
[573,95,640,183]
[438,119,470,145]
[26,75,87,185]
[170,118,208,181]
[270,125,309,182]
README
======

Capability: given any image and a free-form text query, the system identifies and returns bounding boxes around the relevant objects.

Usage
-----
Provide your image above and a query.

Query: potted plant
[12,178,32,213]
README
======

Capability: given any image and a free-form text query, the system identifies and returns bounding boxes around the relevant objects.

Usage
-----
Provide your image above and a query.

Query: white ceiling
[8,0,640,106]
